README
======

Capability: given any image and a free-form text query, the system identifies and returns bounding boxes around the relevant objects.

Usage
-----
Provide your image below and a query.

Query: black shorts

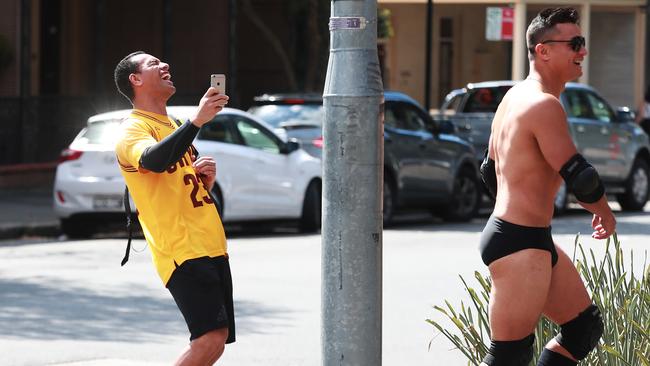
[166,255,236,343]
[479,215,558,267]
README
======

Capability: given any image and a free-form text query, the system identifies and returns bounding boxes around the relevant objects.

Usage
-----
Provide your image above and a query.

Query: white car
[53,106,322,238]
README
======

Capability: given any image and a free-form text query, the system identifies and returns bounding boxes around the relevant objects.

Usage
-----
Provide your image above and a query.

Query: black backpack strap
[121,186,134,266]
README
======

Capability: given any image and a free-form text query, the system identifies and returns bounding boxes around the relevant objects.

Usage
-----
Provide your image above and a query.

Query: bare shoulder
[520,92,567,131]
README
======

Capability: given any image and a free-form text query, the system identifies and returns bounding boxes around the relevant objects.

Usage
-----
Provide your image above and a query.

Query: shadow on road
[0,277,296,342]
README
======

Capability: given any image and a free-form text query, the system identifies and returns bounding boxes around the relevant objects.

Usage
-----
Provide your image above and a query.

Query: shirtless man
[478,7,616,366]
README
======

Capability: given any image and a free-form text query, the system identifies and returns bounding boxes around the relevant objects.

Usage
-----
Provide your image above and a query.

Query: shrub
[427,234,650,365]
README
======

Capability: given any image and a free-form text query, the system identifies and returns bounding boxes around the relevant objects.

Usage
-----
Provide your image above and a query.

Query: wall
[0,0,20,97]
[590,10,636,107]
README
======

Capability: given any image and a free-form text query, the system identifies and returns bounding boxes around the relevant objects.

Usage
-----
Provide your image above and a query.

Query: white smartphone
[210,74,226,94]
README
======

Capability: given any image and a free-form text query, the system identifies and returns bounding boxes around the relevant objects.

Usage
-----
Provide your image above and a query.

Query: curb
[0,222,61,240]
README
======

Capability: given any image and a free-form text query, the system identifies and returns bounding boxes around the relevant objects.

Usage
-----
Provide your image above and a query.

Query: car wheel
[553,181,568,216]
[299,180,321,233]
[60,217,93,239]
[383,176,395,226]
[617,159,650,211]
[442,166,480,222]
[211,185,224,219]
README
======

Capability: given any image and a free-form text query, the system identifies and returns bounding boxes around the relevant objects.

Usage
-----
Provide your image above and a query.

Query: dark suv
[249,91,481,223]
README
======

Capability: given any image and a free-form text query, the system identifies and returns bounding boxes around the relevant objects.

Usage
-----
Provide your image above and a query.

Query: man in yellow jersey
[478,8,616,366]
[113,51,233,365]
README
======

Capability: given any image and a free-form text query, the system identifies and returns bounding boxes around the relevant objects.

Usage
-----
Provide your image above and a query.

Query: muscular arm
[139,121,199,173]
[530,97,615,238]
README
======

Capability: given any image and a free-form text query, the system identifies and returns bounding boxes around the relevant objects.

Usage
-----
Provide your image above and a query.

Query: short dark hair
[526,7,580,60]
[114,51,145,104]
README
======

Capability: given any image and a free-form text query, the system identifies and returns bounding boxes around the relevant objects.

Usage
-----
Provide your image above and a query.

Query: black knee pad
[537,348,577,366]
[555,304,604,360]
[482,333,534,366]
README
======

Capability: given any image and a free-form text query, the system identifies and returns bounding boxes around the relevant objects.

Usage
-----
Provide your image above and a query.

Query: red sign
[501,8,514,40]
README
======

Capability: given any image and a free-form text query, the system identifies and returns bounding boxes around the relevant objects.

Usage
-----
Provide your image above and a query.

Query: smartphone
[210,74,226,94]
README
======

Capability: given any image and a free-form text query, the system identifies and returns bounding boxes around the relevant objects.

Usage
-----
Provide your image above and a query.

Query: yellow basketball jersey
[115,109,227,285]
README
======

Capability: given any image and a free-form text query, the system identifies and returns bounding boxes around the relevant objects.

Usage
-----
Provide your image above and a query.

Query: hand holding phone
[210,74,226,95]
[191,75,229,127]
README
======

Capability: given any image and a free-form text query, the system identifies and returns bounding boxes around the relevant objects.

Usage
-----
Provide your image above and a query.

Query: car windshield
[77,120,121,145]
[248,104,323,128]
[463,86,511,113]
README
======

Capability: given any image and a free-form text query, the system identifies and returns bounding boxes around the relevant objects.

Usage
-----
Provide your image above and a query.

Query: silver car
[439,80,650,213]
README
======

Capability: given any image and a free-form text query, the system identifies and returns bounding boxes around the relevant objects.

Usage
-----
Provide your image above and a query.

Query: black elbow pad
[560,154,604,203]
[480,152,497,199]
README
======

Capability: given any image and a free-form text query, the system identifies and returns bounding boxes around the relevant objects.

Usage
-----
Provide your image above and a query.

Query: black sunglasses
[540,36,586,52]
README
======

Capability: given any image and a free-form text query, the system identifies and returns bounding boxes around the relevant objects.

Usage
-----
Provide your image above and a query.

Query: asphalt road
[0,205,648,366]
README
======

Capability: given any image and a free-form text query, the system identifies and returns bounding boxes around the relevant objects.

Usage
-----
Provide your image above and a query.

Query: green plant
[427,233,650,365]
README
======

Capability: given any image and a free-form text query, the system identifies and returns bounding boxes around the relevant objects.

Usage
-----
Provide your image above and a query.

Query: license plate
[93,195,123,210]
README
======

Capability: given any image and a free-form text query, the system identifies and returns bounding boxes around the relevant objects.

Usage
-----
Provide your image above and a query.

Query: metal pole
[645,3,650,90]
[425,0,432,111]
[322,0,383,365]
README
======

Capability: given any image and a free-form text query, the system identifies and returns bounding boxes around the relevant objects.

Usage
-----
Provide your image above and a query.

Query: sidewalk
[0,186,60,240]
[0,162,61,240]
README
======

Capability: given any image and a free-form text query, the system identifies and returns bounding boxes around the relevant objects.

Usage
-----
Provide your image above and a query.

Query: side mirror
[616,106,635,123]
[281,139,301,154]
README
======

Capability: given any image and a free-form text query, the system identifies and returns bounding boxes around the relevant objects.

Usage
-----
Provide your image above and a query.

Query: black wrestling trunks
[480,215,558,267]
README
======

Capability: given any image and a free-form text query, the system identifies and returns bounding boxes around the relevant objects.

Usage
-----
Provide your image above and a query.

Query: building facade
[0,0,326,165]
[379,0,647,110]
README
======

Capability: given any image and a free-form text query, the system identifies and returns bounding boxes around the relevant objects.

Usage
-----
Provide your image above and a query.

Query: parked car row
[54,82,649,237]
[437,80,650,213]
[53,107,321,238]
[249,91,482,224]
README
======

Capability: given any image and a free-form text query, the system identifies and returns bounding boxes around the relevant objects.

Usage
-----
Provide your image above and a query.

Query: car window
[441,92,463,115]
[585,92,615,123]
[78,120,121,145]
[248,104,323,128]
[402,105,427,131]
[384,106,399,129]
[563,89,593,119]
[386,102,428,132]
[463,86,509,113]
[234,118,280,153]
[199,115,237,143]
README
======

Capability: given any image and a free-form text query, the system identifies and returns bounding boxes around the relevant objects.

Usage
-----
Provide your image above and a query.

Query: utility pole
[425,0,433,111]
[322,0,384,365]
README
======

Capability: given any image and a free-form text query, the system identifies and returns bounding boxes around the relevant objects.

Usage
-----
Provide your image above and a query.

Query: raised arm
[139,88,228,173]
